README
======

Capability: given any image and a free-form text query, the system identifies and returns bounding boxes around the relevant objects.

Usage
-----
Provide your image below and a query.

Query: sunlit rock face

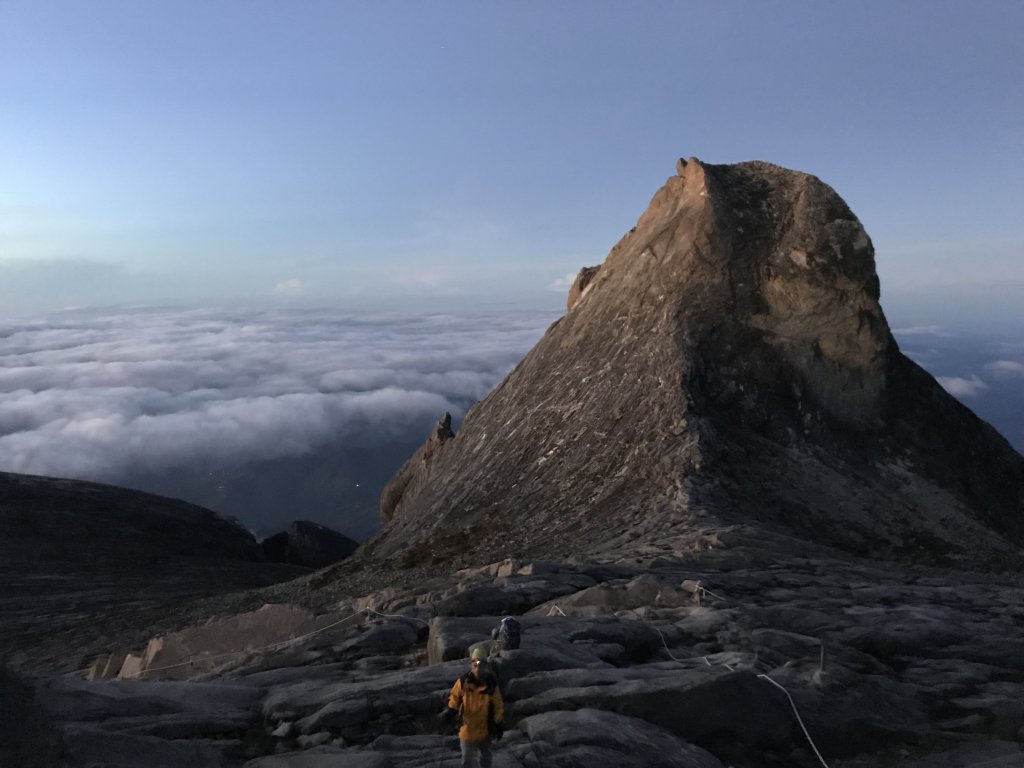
[371,158,1023,567]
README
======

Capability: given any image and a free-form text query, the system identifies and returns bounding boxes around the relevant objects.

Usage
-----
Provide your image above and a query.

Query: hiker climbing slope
[441,646,504,768]
[490,616,521,655]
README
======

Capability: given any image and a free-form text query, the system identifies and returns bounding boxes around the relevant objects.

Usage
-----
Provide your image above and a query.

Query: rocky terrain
[0,471,312,674]
[8,542,1023,767]
[3,158,1023,768]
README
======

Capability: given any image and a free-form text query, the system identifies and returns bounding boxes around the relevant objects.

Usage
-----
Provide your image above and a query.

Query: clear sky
[1,1,1022,324]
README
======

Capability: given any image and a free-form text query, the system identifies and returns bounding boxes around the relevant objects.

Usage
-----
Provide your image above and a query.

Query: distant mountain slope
[367,158,1023,570]
[0,471,307,674]
[131,435,425,541]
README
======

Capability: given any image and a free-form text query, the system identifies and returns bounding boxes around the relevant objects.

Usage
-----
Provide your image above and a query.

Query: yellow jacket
[447,672,504,743]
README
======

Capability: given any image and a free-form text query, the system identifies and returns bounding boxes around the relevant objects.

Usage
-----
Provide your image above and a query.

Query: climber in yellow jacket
[441,645,505,768]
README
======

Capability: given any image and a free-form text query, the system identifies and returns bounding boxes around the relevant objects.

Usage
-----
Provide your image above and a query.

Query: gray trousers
[460,737,492,768]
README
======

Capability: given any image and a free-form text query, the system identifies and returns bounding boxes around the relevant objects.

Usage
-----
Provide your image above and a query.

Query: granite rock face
[379,412,454,525]
[262,521,359,568]
[0,471,308,674]
[370,158,1023,568]
[566,264,600,311]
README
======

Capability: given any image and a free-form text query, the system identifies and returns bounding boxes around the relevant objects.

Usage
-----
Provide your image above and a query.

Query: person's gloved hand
[493,723,504,741]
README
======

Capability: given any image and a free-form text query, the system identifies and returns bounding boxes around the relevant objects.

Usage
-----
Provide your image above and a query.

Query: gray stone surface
[518,708,725,767]
[0,471,309,675]
[58,725,226,768]
[243,748,391,767]
[16,549,1024,768]
[900,741,1024,767]
[7,158,1024,768]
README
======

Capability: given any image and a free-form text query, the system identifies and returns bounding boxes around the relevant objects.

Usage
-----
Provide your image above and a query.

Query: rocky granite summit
[373,157,1023,570]
[3,158,1023,768]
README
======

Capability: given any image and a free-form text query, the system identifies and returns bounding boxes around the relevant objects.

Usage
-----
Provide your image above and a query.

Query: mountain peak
[370,158,1023,570]
[566,157,891,426]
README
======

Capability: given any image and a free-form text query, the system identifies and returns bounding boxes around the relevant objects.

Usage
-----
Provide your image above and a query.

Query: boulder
[511,667,794,750]
[427,616,500,664]
[518,708,725,768]
[331,620,421,660]
[262,662,460,741]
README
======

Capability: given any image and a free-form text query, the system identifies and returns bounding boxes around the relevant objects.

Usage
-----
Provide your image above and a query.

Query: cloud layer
[0,307,555,484]
[896,328,1024,452]
[935,375,988,398]
[2,311,1020,534]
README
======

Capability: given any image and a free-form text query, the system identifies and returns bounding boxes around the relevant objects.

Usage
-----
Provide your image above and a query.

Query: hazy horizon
[0,306,558,538]
[1,3,1020,536]
[0,302,1020,540]
[2,2,1021,316]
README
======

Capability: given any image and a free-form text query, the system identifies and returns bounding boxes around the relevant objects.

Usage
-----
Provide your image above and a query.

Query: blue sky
[1,4,1022,529]
[1,2,1022,325]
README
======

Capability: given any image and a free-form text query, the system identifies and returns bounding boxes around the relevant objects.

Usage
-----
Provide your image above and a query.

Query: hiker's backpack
[495,616,521,651]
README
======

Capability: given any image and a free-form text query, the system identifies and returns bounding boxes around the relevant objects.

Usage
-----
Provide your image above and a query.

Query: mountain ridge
[0,470,325,673]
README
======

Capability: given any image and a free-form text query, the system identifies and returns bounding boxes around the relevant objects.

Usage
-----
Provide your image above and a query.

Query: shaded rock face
[0,667,64,768]
[0,472,308,675]
[378,412,454,525]
[371,158,1023,567]
[262,521,359,569]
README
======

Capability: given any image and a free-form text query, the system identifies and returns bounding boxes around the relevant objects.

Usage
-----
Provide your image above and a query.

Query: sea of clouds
[0,308,1020,518]
[0,307,558,485]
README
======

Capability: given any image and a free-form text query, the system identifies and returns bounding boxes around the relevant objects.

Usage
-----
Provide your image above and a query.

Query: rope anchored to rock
[549,586,831,768]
